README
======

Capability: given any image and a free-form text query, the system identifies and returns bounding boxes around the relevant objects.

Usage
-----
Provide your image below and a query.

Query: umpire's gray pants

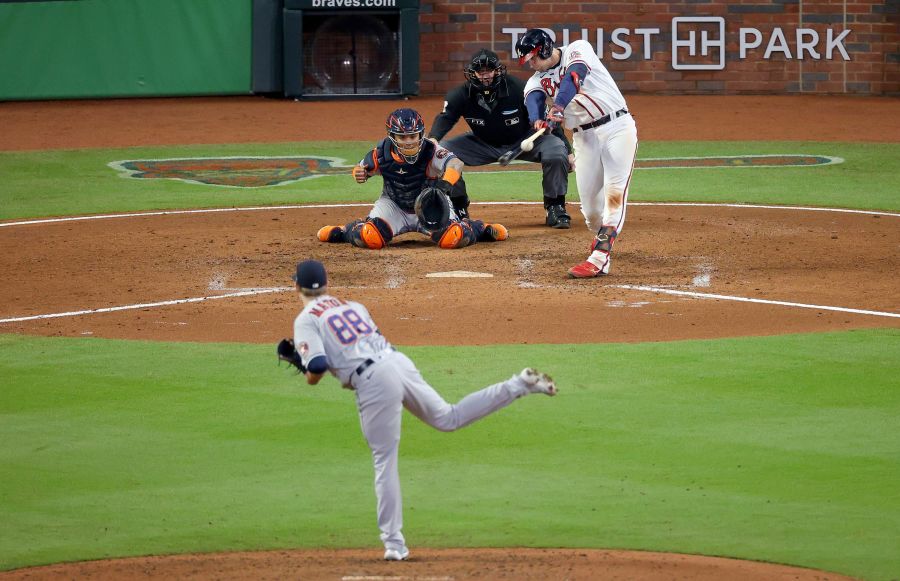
[440,132,569,202]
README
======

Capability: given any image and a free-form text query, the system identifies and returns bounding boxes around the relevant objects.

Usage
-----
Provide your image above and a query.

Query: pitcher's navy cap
[293,260,327,290]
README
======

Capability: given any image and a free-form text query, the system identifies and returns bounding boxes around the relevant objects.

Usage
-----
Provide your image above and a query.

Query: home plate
[426,270,494,278]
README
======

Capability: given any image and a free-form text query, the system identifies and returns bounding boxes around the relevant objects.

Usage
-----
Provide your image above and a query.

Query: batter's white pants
[353,351,534,552]
[573,114,638,236]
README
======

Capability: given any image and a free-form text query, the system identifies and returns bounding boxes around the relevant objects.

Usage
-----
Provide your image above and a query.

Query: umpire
[428,48,573,228]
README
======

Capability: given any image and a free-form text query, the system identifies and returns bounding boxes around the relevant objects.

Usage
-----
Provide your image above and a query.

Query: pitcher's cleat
[317,225,345,243]
[384,547,410,561]
[518,368,557,396]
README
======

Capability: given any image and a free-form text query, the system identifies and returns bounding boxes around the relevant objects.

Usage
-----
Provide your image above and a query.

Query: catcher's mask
[516,28,554,65]
[386,108,426,163]
[464,49,507,102]
[415,186,451,233]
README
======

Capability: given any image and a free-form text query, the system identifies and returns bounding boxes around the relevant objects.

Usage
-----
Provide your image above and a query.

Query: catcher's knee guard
[590,225,617,253]
[348,218,393,249]
[432,220,477,249]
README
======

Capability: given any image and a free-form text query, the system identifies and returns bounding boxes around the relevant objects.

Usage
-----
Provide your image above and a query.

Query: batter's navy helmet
[516,29,555,65]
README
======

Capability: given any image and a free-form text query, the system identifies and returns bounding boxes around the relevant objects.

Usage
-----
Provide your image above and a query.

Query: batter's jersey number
[327,309,374,344]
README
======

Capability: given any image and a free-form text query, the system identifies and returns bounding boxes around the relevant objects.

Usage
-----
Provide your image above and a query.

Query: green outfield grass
[0,141,898,220]
[1,331,898,579]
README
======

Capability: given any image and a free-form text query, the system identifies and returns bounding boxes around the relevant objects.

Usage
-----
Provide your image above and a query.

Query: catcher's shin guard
[590,226,617,253]
[348,218,393,249]
[317,225,345,243]
[432,220,477,249]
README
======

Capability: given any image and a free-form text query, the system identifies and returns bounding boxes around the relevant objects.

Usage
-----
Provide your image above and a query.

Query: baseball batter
[317,108,509,249]
[516,29,639,278]
[284,259,558,561]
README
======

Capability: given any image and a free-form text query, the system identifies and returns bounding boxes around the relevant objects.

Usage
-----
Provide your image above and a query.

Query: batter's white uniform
[524,40,639,274]
[293,294,546,555]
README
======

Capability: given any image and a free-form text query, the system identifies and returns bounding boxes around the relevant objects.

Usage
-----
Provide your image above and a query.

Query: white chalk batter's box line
[1,203,898,324]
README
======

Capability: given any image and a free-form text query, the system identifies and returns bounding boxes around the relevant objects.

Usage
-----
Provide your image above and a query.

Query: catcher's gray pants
[439,133,569,202]
[352,350,534,552]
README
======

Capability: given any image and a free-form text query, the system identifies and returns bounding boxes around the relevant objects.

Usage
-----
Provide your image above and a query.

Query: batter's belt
[572,108,629,133]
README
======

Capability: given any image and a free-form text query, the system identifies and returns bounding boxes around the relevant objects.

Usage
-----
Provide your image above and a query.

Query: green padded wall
[0,0,251,100]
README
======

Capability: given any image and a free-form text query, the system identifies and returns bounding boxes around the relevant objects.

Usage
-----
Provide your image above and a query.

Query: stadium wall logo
[504,21,852,70]
[109,155,842,188]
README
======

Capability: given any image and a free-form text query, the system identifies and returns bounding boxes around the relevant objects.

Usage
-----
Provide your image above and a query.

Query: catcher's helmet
[516,29,555,65]
[415,186,451,233]
[386,108,426,163]
[464,49,507,102]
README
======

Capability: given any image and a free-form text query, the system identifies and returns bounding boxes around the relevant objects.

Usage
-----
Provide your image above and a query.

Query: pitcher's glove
[277,338,307,374]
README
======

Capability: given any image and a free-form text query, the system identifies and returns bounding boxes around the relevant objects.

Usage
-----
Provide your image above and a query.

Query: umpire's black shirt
[430,75,541,147]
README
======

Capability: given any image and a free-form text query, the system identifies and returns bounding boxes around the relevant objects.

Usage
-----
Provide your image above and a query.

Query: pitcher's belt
[355,348,396,376]
[573,108,629,133]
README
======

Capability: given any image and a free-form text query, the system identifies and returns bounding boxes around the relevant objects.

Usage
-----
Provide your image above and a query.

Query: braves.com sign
[504,19,851,70]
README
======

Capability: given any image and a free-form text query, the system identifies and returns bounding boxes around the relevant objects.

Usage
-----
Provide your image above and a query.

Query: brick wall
[416,0,899,96]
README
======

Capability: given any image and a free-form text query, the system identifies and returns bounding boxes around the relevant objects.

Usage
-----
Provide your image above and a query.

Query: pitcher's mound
[0,548,857,580]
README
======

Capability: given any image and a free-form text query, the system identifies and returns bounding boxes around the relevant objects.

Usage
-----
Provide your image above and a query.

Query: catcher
[317,108,509,249]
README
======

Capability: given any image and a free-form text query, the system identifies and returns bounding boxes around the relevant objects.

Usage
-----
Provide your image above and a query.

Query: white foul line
[612,285,900,319]
[0,288,291,324]
[1,202,897,228]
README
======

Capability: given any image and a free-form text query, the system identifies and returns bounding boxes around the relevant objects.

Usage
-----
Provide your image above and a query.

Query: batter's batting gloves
[545,104,565,129]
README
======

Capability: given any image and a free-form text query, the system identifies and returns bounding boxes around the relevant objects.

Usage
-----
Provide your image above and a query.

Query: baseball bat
[497,127,546,166]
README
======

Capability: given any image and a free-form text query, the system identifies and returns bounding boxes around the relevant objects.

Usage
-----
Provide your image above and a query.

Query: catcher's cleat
[546,204,571,229]
[483,222,509,241]
[518,368,558,396]
[384,547,410,561]
[317,225,344,243]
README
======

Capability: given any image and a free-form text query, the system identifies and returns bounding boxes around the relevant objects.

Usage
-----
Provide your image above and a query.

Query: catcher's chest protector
[377,139,436,211]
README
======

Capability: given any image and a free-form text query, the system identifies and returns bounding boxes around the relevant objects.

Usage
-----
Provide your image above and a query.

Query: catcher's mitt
[415,185,451,233]
[277,338,307,374]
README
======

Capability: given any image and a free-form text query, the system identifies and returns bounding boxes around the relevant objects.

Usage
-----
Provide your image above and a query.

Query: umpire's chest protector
[377,139,436,212]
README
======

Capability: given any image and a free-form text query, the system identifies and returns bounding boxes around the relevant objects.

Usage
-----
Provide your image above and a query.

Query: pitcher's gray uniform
[290,259,557,561]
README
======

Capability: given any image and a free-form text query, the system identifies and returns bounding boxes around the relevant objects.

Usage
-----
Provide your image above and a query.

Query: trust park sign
[503,18,851,70]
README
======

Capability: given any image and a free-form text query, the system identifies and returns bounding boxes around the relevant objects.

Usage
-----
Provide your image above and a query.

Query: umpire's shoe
[546,204,571,229]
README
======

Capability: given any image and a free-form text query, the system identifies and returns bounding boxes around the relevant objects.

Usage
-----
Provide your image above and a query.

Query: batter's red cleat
[568,260,606,278]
